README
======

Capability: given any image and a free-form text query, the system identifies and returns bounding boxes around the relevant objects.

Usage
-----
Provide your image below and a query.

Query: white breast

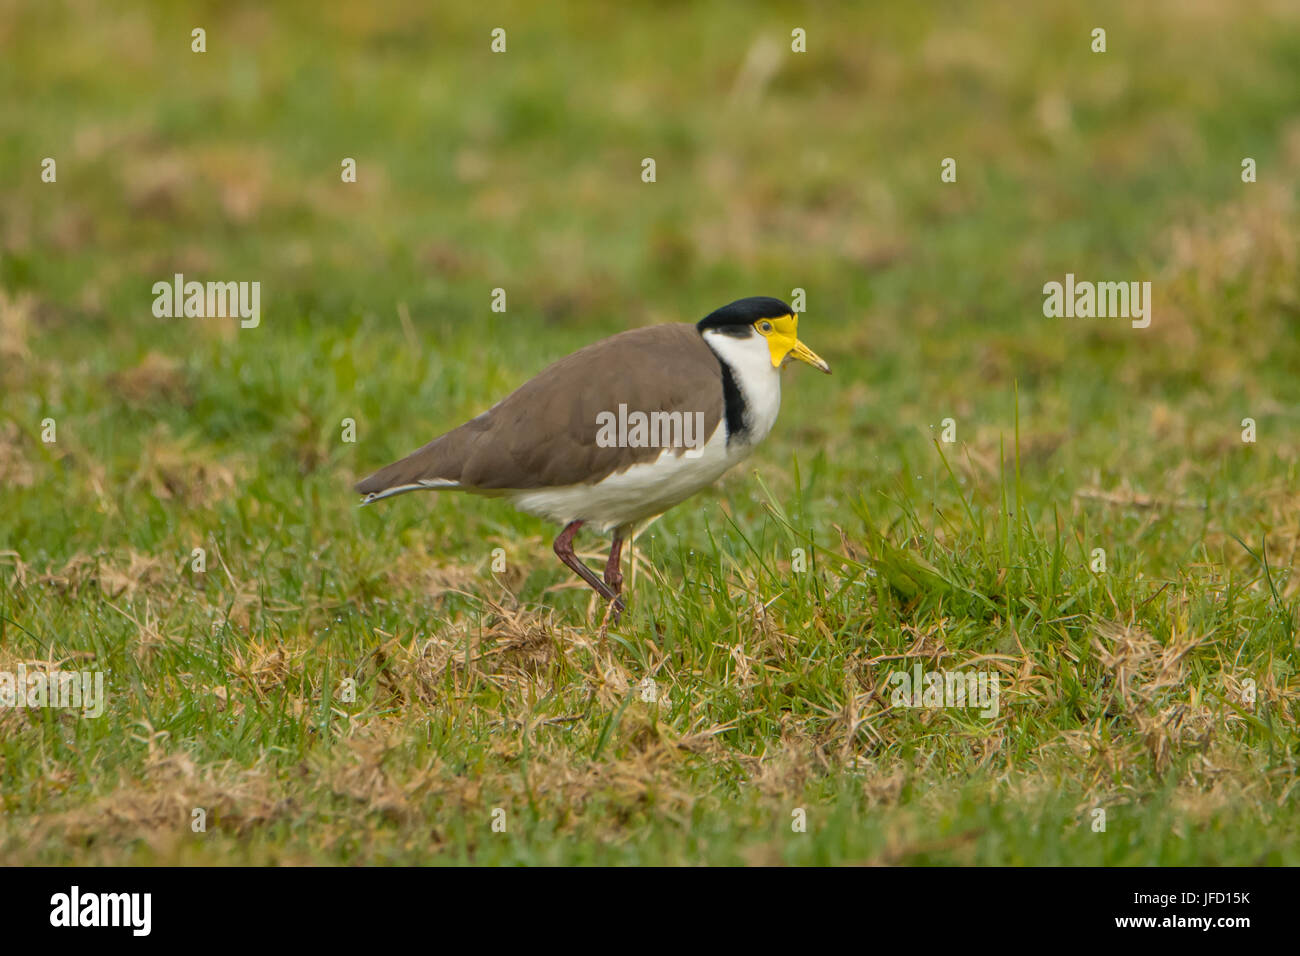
[505,328,784,534]
[700,328,782,446]
[508,420,739,532]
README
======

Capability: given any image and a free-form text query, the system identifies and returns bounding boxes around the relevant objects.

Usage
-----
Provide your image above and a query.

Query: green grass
[1,0,1297,864]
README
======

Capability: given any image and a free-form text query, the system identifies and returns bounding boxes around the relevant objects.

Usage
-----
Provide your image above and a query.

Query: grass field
[1,0,1298,864]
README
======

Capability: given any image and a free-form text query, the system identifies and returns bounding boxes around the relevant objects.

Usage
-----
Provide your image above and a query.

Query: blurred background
[5,0,1299,497]
[0,0,1297,864]
[3,2,1298,542]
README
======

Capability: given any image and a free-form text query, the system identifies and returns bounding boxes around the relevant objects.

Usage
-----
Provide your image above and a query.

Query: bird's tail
[356,479,460,505]
[354,434,465,504]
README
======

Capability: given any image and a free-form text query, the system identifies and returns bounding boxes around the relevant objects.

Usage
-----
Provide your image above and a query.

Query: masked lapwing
[355,296,830,620]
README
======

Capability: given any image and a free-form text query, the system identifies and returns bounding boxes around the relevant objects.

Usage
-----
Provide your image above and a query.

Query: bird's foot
[598,594,625,632]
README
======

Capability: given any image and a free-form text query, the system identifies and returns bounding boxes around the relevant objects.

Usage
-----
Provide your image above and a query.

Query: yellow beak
[788,337,831,373]
[765,314,831,374]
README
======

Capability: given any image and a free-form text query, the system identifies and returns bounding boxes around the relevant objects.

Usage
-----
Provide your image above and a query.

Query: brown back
[355,323,725,494]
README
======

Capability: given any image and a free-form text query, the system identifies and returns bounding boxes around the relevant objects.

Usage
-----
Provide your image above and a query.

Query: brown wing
[355,323,724,497]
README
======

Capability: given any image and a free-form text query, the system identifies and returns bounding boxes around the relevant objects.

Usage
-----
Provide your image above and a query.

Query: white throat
[701,328,782,448]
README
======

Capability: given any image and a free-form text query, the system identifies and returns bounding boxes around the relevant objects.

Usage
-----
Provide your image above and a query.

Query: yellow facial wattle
[757,314,831,373]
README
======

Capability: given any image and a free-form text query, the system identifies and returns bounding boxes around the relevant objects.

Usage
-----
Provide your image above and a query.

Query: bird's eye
[758,321,773,333]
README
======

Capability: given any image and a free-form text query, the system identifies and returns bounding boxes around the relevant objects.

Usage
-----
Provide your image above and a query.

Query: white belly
[506,422,752,532]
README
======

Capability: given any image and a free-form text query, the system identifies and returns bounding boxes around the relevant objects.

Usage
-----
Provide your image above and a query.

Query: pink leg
[553,520,619,602]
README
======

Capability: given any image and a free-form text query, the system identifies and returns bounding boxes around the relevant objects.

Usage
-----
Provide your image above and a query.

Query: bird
[355,296,830,621]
